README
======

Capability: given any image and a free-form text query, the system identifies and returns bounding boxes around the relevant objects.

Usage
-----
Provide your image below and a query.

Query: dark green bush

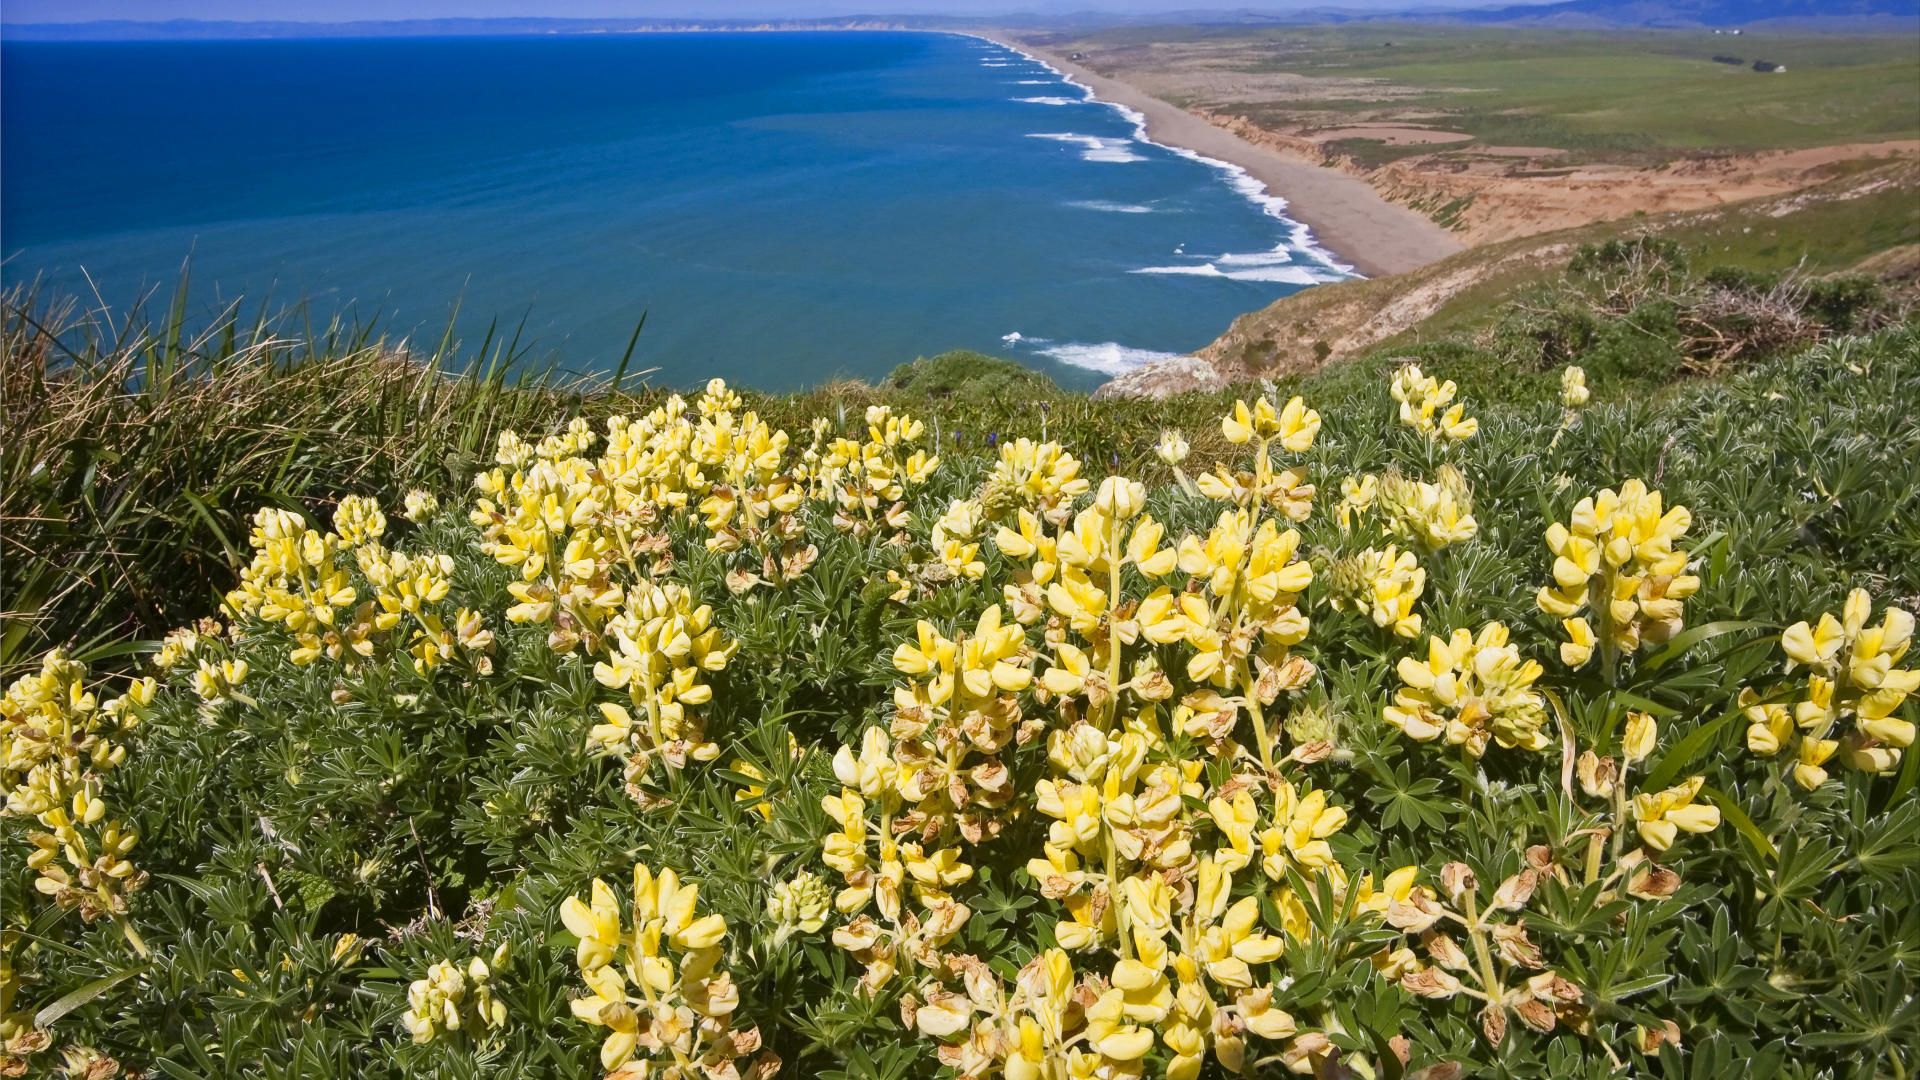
[880,350,1061,404]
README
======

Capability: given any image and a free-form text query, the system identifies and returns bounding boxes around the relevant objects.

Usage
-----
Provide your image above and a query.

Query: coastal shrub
[5,326,1918,1079]
[1701,269,1892,335]
[883,351,1062,405]
[1568,235,1689,289]
[1488,241,1903,387]
[1486,293,1603,371]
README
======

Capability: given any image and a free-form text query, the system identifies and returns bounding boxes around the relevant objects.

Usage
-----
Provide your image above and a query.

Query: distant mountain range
[3,0,1916,40]
[1417,0,1920,29]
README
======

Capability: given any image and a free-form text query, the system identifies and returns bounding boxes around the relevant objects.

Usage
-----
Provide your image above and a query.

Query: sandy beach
[981,32,1464,278]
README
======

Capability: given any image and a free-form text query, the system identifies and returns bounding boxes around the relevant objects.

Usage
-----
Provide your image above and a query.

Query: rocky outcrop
[1090,353,1230,400]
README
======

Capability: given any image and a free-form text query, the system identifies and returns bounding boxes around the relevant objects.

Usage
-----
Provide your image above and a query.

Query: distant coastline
[0,16,1463,279]
[975,31,1464,278]
[960,31,1359,282]
[0,17,921,41]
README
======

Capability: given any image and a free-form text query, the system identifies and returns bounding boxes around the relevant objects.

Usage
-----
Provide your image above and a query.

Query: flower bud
[1094,476,1146,521]
[1155,430,1190,466]
[1623,712,1657,764]
[768,871,833,940]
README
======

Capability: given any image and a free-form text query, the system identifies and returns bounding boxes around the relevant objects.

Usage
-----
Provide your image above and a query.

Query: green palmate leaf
[1643,696,1748,791]
[1603,972,1672,1001]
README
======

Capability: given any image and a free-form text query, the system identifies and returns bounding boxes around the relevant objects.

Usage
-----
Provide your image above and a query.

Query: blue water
[1,32,1350,390]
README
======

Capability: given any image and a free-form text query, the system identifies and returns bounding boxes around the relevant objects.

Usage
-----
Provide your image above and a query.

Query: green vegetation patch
[880,349,1061,403]
[1078,24,1920,158]
[4,275,1920,1077]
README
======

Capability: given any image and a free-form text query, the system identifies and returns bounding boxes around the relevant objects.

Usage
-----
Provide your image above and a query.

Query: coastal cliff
[1097,161,1920,398]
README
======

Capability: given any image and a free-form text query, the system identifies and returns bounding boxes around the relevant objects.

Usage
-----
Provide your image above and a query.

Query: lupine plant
[3,326,1919,1079]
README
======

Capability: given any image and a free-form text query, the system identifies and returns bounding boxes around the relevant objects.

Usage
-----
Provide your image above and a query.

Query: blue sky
[2,0,1532,22]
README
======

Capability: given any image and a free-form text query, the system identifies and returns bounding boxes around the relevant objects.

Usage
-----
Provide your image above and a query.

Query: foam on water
[960,32,1358,281]
[1130,262,1332,285]
[1067,200,1157,214]
[1027,133,1143,164]
[1132,249,1346,284]
[1016,96,1082,106]
[1036,340,1187,375]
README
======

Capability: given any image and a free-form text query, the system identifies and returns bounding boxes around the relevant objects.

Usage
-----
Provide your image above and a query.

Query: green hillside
[1193,160,1920,388]
[1064,24,1920,161]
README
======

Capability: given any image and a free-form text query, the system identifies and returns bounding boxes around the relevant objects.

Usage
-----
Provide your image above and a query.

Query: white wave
[1152,145,1356,278]
[1215,250,1295,266]
[1131,257,1343,285]
[1016,96,1082,106]
[1067,199,1157,214]
[1001,330,1051,347]
[1037,340,1187,375]
[981,61,1011,67]
[1132,264,1227,278]
[1027,132,1142,164]
[943,30,1360,280]
[1016,79,1052,84]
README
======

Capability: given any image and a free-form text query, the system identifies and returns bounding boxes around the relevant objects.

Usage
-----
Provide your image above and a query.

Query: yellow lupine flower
[930,498,988,580]
[1326,545,1425,639]
[1560,366,1590,408]
[332,494,387,547]
[591,581,738,776]
[1741,688,1794,755]
[767,871,831,940]
[1389,364,1477,441]
[1376,468,1478,551]
[401,943,510,1045]
[814,405,939,533]
[1175,510,1313,701]
[560,863,770,1077]
[1631,776,1721,852]
[1537,479,1697,669]
[1335,473,1378,532]
[226,507,366,662]
[1155,430,1190,466]
[1761,590,1917,785]
[1221,395,1320,453]
[1622,712,1658,764]
[401,488,440,523]
[1202,396,1321,519]
[1262,781,1348,880]
[1794,734,1840,791]
[981,438,1089,514]
[2,652,150,920]
[1385,622,1549,757]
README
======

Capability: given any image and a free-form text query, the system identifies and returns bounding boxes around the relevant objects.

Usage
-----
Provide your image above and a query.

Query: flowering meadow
[4,327,1919,1079]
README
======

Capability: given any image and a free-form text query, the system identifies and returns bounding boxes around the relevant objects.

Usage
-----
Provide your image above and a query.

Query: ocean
[0,31,1350,390]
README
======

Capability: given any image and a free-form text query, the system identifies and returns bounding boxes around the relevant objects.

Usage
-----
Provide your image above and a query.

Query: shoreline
[975,31,1464,279]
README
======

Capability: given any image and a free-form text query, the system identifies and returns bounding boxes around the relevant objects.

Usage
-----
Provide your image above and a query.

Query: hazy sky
[1,0,1522,22]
